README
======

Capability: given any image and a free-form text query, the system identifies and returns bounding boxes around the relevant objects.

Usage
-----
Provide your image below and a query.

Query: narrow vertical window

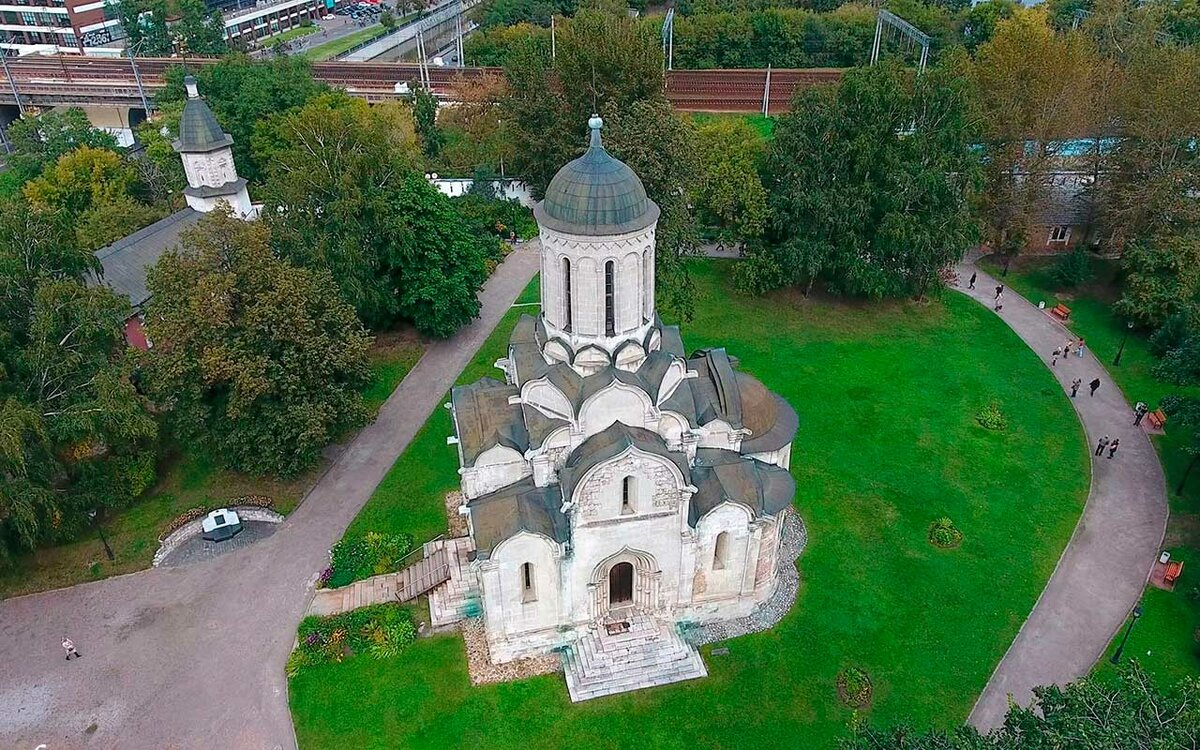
[605,260,616,336]
[621,475,636,515]
[562,257,572,332]
[643,248,652,321]
[521,562,536,602]
[713,532,729,570]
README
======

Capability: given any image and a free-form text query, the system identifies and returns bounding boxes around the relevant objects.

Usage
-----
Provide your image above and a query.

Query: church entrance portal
[609,562,634,606]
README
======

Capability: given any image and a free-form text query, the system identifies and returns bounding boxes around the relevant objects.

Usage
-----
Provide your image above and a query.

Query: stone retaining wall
[152,507,285,567]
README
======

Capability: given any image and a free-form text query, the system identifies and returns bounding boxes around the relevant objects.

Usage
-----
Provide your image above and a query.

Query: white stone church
[445,117,800,700]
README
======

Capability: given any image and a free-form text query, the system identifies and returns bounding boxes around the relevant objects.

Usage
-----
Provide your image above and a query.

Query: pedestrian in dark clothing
[994,292,1004,312]
[1134,402,1149,426]
[1071,378,1081,397]
[1095,435,1110,456]
[1090,378,1101,397]
[1108,438,1121,459]
[62,636,81,660]
[968,272,976,290]
[1052,348,1061,366]
[995,284,1004,300]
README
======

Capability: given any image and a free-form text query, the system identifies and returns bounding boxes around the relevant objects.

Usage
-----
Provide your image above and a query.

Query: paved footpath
[0,244,540,750]
[957,253,1169,730]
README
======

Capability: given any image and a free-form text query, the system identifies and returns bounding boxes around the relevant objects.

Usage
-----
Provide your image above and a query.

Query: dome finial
[588,114,603,148]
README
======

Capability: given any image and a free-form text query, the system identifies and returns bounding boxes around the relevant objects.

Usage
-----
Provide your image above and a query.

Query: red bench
[1165,561,1184,585]
[1050,304,1071,322]
[1148,409,1168,430]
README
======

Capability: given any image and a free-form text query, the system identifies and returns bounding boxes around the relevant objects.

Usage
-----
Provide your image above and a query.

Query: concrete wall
[430,177,533,207]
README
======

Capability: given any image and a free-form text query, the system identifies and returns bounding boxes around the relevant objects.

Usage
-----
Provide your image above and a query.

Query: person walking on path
[1064,340,1072,358]
[1052,347,1061,366]
[1077,338,1086,358]
[968,272,977,290]
[1090,377,1101,397]
[1095,435,1110,457]
[62,636,81,660]
[1071,378,1081,398]
[1108,438,1121,459]
[994,292,1004,312]
[995,284,1004,300]
[1134,402,1149,426]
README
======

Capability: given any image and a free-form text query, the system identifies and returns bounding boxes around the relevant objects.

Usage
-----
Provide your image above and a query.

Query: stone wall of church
[690,503,756,604]
[181,149,253,217]
[540,224,656,348]
[479,532,563,657]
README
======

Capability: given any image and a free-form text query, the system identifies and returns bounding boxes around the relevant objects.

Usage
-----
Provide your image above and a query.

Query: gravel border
[688,512,808,646]
[461,617,561,685]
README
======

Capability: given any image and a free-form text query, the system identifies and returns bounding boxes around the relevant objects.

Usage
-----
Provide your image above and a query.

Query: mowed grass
[980,254,1200,685]
[290,261,1089,748]
[0,337,423,600]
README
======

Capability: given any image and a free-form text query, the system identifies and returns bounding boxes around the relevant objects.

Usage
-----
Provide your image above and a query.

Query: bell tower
[172,76,254,217]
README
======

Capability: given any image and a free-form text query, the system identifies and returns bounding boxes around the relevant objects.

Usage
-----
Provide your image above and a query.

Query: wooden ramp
[307,544,451,617]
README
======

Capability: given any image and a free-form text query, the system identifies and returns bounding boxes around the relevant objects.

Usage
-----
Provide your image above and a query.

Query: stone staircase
[562,615,708,702]
[428,536,479,628]
[307,539,454,617]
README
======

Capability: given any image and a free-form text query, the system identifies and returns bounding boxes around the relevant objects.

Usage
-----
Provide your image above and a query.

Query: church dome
[175,76,233,154]
[535,115,659,237]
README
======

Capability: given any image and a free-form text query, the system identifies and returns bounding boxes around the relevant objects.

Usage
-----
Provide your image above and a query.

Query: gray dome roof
[535,116,659,237]
[174,76,233,154]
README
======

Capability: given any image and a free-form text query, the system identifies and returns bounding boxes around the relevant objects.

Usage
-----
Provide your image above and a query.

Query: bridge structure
[0,55,844,115]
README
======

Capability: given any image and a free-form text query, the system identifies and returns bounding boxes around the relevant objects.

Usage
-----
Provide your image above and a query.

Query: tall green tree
[141,210,371,478]
[692,117,768,248]
[844,663,1199,749]
[173,0,229,55]
[115,0,173,56]
[744,55,980,299]
[4,108,120,191]
[157,56,328,183]
[0,200,156,563]
[258,93,491,336]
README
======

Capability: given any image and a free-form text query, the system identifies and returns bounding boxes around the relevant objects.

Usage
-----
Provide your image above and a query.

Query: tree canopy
[117,0,226,56]
[141,210,372,478]
[743,56,980,299]
[258,93,492,337]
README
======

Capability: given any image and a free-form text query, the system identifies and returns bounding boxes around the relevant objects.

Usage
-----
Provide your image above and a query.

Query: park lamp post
[1109,604,1143,665]
[88,509,116,561]
[1114,320,1135,367]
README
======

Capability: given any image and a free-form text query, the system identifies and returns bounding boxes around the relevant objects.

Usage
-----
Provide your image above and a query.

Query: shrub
[975,401,1007,431]
[928,517,963,549]
[1150,313,1192,358]
[288,604,417,675]
[327,532,415,588]
[1051,248,1093,288]
[837,666,873,708]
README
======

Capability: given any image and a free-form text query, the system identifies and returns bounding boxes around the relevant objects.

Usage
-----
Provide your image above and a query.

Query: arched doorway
[609,562,634,607]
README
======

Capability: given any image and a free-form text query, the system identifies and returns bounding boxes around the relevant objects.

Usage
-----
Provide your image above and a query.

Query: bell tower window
[713,532,729,570]
[521,562,537,602]
[621,475,636,515]
[605,260,616,337]
[562,257,572,332]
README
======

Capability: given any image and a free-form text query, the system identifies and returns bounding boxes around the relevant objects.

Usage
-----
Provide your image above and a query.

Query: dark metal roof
[91,208,201,309]
[534,116,659,237]
[689,348,743,428]
[467,478,566,558]
[174,76,233,154]
[559,422,689,504]
[737,374,799,454]
[689,448,795,526]
[450,378,527,466]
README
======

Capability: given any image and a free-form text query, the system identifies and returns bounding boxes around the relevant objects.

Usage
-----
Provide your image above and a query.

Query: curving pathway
[955,252,1169,730]
[0,244,540,750]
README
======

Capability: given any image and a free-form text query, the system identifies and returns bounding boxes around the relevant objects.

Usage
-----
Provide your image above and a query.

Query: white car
[201,508,244,542]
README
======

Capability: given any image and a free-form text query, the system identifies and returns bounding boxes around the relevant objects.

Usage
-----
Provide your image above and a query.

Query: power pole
[762,64,771,117]
[0,36,25,115]
[127,42,152,117]
[550,15,555,60]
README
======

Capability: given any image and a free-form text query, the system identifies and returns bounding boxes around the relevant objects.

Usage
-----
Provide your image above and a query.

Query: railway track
[0,55,843,113]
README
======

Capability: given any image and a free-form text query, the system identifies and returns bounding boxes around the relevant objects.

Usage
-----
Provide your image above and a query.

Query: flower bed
[287,603,416,676]
[324,531,415,588]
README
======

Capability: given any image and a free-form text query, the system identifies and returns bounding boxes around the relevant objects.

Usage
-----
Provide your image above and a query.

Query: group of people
[1052,338,1087,366]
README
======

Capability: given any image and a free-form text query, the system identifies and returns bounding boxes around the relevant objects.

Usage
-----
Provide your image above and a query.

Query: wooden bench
[1165,560,1184,585]
[1050,303,1071,322]
[1148,409,1168,430]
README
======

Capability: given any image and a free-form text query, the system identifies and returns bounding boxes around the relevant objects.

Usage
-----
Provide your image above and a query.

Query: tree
[132,116,188,209]
[141,210,371,478]
[115,0,173,56]
[1115,233,1200,328]
[23,146,142,220]
[745,56,980,299]
[439,72,514,176]
[380,9,396,29]
[555,9,663,125]
[157,56,328,183]
[75,196,166,252]
[412,86,444,159]
[693,117,768,248]
[5,108,120,188]
[258,93,492,336]
[173,0,229,55]
[502,33,577,194]
[0,201,156,563]
[844,662,1200,749]
[958,0,1019,51]
[971,10,1108,270]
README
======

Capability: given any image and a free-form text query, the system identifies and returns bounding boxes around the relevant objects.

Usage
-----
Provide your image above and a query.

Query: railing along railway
[0,55,843,114]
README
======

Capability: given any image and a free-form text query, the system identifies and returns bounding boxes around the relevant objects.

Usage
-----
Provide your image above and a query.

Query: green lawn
[980,254,1200,685]
[265,23,320,46]
[691,112,775,139]
[302,24,386,61]
[290,261,1090,748]
[0,336,423,600]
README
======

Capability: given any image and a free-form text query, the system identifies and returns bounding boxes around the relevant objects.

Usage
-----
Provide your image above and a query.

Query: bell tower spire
[172,75,254,217]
